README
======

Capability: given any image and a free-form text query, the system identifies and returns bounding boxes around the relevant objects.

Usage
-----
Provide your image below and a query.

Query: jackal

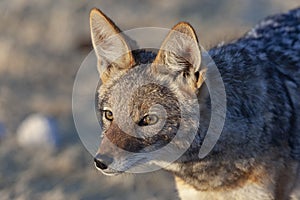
[90,7,300,200]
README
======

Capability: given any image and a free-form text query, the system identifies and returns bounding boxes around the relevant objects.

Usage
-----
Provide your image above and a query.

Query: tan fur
[175,156,300,200]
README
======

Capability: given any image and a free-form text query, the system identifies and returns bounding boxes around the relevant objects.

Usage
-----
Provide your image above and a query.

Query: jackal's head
[90,8,207,175]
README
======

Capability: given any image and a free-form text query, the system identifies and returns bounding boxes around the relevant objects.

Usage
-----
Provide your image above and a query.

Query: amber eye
[139,114,159,126]
[103,110,113,121]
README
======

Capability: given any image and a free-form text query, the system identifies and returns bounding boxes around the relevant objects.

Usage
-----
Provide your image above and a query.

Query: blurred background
[0,0,299,199]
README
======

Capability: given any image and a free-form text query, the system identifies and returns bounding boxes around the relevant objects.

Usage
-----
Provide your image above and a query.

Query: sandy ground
[0,0,299,199]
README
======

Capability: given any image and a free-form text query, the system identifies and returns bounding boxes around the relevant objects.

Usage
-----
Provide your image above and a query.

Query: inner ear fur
[90,8,135,83]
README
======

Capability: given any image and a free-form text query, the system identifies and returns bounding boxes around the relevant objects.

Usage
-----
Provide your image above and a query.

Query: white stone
[16,113,58,150]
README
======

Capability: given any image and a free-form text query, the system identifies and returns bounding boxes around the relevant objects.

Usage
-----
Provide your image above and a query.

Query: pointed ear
[90,8,135,83]
[152,22,205,90]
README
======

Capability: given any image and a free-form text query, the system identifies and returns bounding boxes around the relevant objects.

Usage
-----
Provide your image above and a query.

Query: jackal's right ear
[90,8,135,83]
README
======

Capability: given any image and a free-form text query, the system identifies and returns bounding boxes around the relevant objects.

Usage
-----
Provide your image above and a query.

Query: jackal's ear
[90,8,135,83]
[152,22,205,90]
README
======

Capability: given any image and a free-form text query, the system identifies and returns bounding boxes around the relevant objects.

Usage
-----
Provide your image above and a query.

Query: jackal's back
[207,7,300,161]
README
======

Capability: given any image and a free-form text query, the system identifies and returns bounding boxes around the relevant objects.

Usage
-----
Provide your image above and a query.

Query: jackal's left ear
[90,8,135,83]
[152,22,205,90]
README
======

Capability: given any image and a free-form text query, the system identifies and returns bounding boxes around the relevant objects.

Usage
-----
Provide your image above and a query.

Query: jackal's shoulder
[210,7,300,68]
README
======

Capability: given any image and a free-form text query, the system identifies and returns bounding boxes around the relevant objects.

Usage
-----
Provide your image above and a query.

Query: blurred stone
[16,113,59,150]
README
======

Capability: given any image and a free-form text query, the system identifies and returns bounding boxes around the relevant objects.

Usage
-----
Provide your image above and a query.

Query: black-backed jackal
[90,8,300,200]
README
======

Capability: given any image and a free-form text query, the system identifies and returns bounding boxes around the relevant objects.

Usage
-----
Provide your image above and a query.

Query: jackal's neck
[165,148,290,191]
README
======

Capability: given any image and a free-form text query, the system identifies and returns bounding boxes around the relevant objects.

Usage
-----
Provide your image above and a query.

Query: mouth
[94,162,123,176]
[100,168,123,176]
[94,157,148,176]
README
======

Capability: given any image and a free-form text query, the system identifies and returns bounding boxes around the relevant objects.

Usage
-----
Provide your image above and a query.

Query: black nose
[94,154,113,170]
